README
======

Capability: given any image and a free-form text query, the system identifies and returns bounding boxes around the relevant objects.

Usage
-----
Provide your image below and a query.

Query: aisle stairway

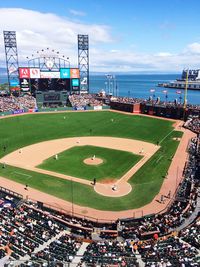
[12,229,70,266]
[71,242,90,266]
[175,195,200,232]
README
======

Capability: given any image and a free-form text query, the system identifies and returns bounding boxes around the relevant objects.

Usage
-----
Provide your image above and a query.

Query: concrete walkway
[71,242,90,266]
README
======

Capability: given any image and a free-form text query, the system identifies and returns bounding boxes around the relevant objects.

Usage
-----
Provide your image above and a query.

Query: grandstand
[0,102,199,266]
[0,29,200,267]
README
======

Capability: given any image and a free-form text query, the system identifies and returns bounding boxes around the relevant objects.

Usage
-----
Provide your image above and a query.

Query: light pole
[62,56,70,68]
[105,81,108,93]
[115,81,118,97]
[163,90,168,103]
[150,89,156,102]
[71,179,74,217]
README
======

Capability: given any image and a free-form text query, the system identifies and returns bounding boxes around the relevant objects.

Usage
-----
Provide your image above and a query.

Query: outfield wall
[0,105,110,117]
[110,101,200,120]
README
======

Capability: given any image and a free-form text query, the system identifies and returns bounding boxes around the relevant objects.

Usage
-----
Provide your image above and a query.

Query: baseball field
[0,111,183,211]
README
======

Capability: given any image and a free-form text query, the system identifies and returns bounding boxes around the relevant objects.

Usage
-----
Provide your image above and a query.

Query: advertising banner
[19,68,30,79]
[60,68,70,79]
[10,80,20,91]
[72,79,80,86]
[20,78,30,91]
[12,109,25,115]
[74,106,86,111]
[28,108,38,113]
[81,77,87,85]
[10,81,19,87]
[94,106,102,110]
[10,86,20,91]
[9,66,17,74]
[70,68,80,78]
[40,72,60,79]
[30,68,40,79]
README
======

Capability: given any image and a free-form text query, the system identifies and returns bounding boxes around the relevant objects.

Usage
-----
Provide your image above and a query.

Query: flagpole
[183,69,188,109]
[183,69,188,120]
[179,92,182,104]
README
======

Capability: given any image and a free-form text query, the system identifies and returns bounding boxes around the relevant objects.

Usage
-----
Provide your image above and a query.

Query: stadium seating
[0,100,199,266]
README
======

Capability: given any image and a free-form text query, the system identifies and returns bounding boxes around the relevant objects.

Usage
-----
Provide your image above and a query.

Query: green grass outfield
[0,111,183,211]
[38,145,142,181]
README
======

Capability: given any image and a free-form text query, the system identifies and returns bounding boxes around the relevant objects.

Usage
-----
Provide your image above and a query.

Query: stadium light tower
[78,34,89,93]
[3,31,20,93]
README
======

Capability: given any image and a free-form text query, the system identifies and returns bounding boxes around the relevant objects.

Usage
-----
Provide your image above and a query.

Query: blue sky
[0,0,200,72]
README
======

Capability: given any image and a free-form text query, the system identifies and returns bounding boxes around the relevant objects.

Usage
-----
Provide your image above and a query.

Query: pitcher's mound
[83,157,103,165]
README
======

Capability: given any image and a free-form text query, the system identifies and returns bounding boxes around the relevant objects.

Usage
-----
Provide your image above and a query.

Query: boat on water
[158,69,200,90]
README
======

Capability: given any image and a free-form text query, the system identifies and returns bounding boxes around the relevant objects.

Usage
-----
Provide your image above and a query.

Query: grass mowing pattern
[38,145,142,181]
[0,113,183,211]
[0,111,173,158]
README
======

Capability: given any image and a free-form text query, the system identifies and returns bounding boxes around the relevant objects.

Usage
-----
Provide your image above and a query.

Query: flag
[9,66,17,74]
[150,89,155,93]
[176,90,182,94]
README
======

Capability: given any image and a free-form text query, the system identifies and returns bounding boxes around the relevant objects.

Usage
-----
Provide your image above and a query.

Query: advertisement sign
[28,108,38,113]
[72,79,80,86]
[94,106,102,110]
[81,77,87,85]
[10,86,20,91]
[60,68,70,79]
[30,68,40,79]
[9,66,17,74]
[71,80,80,91]
[70,68,80,78]
[40,72,60,79]
[74,106,86,111]
[19,68,30,79]
[10,80,20,91]
[10,81,19,87]
[12,109,25,115]
[20,78,30,91]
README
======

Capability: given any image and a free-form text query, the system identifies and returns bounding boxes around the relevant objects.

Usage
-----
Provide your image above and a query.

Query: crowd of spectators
[81,240,139,266]
[0,95,36,112]
[138,236,199,266]
[30,234,82,264]
[0,148,199,266]
[184,117,200,134]
[0,199,66,261]
[0,109,199,265]
[119,137,199,241]
[111,96,200,111]
[69,94,103,108]
[179,219,200,250]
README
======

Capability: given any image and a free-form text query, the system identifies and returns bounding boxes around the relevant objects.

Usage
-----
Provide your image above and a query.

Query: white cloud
[186,42,200,54]
[69,9,86,17]
[1,8,200,73]
[89,47,200,72]
[0,8,113,68]
[154,52,173,57]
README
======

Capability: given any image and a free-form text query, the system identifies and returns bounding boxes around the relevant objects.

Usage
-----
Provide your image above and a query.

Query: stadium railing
[27,197,116,224]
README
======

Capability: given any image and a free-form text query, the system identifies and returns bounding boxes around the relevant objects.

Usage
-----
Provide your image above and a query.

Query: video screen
[44,93,61,101]
[30,78,71,93]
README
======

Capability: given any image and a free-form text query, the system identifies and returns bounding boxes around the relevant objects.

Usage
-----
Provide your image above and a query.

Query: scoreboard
[18,67,80,94]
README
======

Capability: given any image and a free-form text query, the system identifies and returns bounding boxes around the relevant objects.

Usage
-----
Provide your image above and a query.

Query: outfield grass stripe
[12,171,32,178]
[0,130,182,211]
[156,155,164,164]
[0,112,182,211]
[38,145,142,181]
[159,128,175,145]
